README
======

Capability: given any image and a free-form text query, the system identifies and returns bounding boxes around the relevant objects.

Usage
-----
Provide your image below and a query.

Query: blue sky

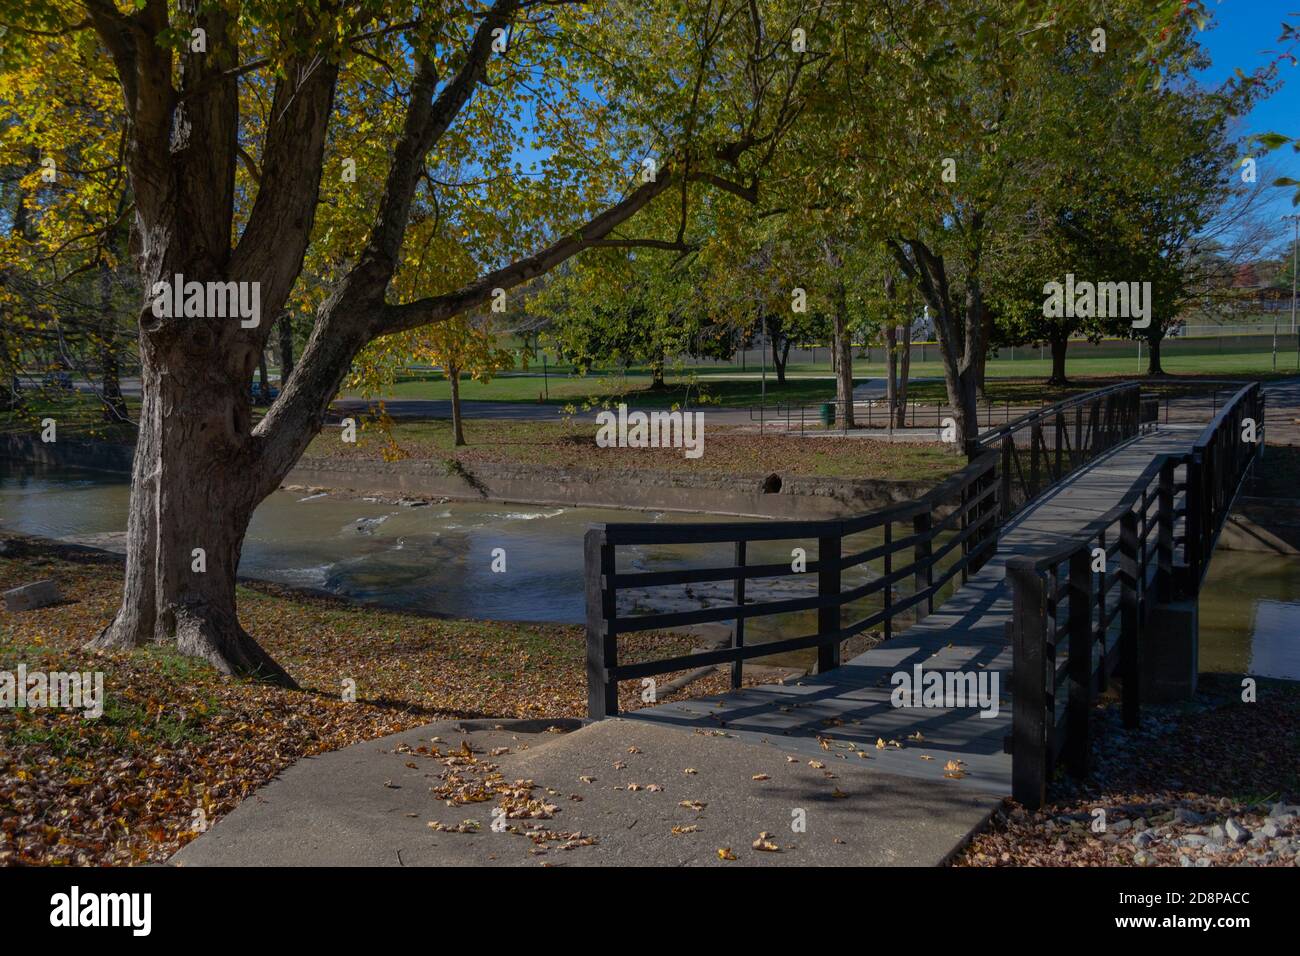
[1196,0,1299,246]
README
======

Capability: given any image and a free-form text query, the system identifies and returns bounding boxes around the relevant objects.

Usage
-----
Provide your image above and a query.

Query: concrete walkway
[171,425,1205,867]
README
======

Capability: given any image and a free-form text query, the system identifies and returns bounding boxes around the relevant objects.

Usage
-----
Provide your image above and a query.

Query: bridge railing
[584,382,1154,720]
[1007,382,1264,809]
[973,382,1154,520]
[1183,382,1267,591]
[583,452,999,718]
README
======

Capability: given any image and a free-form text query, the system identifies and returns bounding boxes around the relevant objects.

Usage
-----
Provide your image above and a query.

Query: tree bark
[832,278,855,428]
[89,332,297,687]
[974,306,993,402]
[1048,332,1069,386]
[278,312,294,382]
[650,355,666,389]
[1146,333,1164,376]
[888,238,978,453]
[449,362,466,446]
[772,333,789,385]
[896,315,912,428]
[885,322,898,421]
[257,350,269,401]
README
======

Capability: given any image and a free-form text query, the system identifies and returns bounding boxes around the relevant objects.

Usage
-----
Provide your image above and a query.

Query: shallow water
[4,460,1297,678]
[1198,549,1300,681]
[0,461,843,634]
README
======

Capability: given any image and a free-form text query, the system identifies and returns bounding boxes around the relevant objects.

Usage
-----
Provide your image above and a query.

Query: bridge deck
[627,425,1205,795]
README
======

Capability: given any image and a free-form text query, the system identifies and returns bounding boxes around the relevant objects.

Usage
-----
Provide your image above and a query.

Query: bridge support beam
[1141,597,1199,703]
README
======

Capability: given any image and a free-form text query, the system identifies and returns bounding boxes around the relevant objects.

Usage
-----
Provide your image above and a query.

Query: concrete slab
[170,718,995,867]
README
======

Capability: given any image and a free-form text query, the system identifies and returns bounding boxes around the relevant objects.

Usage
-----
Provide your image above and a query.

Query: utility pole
[1285,214,1300,369]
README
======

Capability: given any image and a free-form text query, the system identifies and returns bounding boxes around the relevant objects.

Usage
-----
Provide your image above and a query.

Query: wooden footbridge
[584,382,1265,808]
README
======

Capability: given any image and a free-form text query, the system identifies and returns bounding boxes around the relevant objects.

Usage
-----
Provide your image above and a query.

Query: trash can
[819,402,835,427]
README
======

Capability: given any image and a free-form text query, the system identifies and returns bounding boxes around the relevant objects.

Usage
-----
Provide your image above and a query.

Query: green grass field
[340,344,1299,409]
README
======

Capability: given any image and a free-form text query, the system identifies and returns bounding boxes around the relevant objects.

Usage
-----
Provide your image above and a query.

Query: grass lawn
[305,418,961,481]
[341,346,1294,409]
[0,544,764,865]
[0,393,139,442]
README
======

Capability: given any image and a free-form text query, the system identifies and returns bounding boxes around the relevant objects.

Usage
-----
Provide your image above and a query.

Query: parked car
[250,381,280,404]
[42,371,74,390]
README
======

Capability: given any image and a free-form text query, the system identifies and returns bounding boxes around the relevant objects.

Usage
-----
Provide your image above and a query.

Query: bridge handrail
[584,381,1150,719]
[584,451,1000,717]
[973,382,1142,449]
[975,382,1155,521]
[1006,381,1264,809]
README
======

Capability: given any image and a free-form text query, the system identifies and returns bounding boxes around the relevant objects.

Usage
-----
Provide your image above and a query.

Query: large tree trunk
[885,321,898,422]
[974,306,993,402]
[772,334,789,385]
[1048,332,1069,386]
[888,238,979,453]
[257,350,270,401]
[1145,333,1164,376]
[953,278,984,454]
[896,315,912,428]
[80,0,786,688]
[278,312,295,382]
[449,362,466,446]
[89,333,297,687]
[832,278,855,428]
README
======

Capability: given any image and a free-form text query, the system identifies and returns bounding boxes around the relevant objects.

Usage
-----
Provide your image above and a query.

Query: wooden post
[817,530,842,673]
[1119,509,1141,729]
[1095,530,1108,694]
[732,540,746,689]
[1030,419,1042,498]
[1054,411,1064,481]
[1010,559,1049,810]
[913,511,933,622]
[1186,452,1203,590]
[1074,403,1083,470]
[1158,458,1175,603]
[1000,434,1013,520]
[884,521,895,638]
[1065,548,1093,778]
[585,528,619,718]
